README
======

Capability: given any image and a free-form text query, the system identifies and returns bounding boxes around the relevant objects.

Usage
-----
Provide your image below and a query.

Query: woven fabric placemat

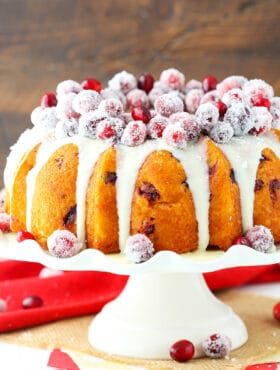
[0,290,279,370]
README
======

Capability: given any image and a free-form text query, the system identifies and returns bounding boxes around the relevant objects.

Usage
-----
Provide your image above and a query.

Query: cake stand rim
[0,233,279,275]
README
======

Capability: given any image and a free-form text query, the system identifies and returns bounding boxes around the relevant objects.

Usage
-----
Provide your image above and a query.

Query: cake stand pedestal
[89,272,247,359]
[0,235,279,360]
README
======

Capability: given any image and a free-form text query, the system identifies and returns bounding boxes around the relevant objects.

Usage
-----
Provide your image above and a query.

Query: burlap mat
[0,290,279,369]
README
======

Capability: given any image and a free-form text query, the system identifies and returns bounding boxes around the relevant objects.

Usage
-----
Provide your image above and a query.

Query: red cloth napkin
[0,260,279,332]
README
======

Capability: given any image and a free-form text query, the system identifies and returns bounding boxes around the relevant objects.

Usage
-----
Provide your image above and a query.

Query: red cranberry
[214,101,228,119]
[81,78,102,93]
[131,106,151,124]
[137,73,154,94]
[40,92,57,108]
[273,302,280,321]
[22,295,44,309]
[17,230,36,243]
[170,339,195,362]
[252,96,271,110]
[202,75,218,92]
[234,236,251,246]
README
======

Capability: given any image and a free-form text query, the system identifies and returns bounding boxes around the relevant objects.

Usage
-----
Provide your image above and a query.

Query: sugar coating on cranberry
[217,75,248,98]
[185,89,204,114]
[72,90,102,114]
[121,112,133,125]
[56,92,80,120]
[222,88,245,107]
[245,225,274,252]
[202,333,232,358]
[31,106,43,125]
[56,79,82,96]
[96,117,118,141]
[0,213,11,232]
[154,93,184,117]
[271,96,280,110]
[79,111,107,139]
[124,233,154,263]
[55,119,79,139]
[271,107,280,129]
[121,121,147,146]
[243,79,274,102]
[160,68,185,90]
[170,112,201,141]
[209,121,234,144]
[47,230,83,258]
[170,339,195,362]
[0,298,7,312]
[108,70,137,94]
[126,88,149,108]
[185,79,203,92]
[250,106,272,135]
[162,123,188,149]
[98,98,123,117]
[148,86,164,105]
[200,90,219,105]
[195,103,219,132]
[224,103,253,136]
[147,115,169,139]
[33,107,59,130]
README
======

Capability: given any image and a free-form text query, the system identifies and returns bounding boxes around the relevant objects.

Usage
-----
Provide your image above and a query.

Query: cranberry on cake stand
[0,234,279,360]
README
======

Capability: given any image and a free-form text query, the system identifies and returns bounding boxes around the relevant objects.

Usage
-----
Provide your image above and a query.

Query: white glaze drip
[218,132,280,231]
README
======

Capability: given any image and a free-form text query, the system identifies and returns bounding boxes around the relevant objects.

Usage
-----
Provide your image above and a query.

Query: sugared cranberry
[202,75,218,92]
[121,120,147,146]
[217,75,248,98]
[222,88,244,107]
[81,78,102,93]
[56,80,82,96]
[124,234,154,263]
[22,295,44,309]
[72,90,102,114]
[131,106,151,124]
[252,95,271,110]
[209,122,234,144]
[214,101,228,119]
[47,230,83,258]
[185,89,204,114]
[126,88,149,108]
[40,92,57,108]
[224,103,253,136]
[202,333,232,358]
[147,115,169,139]
[160,68,185,91]
[243,79,274,102]
[0,213,10,232]
[96,118,117,140]
[245,225,274,253]
[273,302,280,321]
[154,93,184,117]
[99,98,123,117]
[17,230,36,243]
[137,73,154,93]
[162,123,187,149]
[169,339,195,362]
[195,102,219,132]
[108,71,137,94]
[234,236,251,246]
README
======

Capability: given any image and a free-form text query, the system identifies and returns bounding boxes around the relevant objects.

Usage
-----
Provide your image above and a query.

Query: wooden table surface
[0,0,280,188]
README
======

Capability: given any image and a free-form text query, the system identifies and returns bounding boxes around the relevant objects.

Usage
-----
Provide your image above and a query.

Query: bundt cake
[2,70,280,259]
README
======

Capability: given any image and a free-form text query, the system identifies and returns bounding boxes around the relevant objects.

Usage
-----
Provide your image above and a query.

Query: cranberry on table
[202,75,218,92]
[17,230,36,243]
[273,302,280,321]
[131,106,151,124]
[22,295,44,309]
[137,73,154,93]
[170,339,195,362]
[40,92,57,108]
[81,78,102,93]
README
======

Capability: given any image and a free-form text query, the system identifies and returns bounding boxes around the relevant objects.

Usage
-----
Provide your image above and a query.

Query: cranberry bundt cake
[2,70,280,259]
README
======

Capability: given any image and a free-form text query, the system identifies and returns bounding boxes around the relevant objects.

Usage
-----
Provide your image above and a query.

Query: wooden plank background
[0,0,280,188]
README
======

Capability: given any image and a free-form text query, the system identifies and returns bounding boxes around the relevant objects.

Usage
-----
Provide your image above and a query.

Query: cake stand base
[88,272,248,359]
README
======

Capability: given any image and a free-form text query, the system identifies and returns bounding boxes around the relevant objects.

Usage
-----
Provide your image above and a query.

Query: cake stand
[0,234,279,359]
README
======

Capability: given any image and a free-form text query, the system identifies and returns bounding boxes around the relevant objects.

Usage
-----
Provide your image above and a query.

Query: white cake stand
[0,234,279,359]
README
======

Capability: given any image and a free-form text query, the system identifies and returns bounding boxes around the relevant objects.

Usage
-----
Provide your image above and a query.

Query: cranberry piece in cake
[22,295,44,309]
[202,75,218,92]
[17,230,36,242]
[40,92,57,108]
[202,333,232,358]
[47,230,83,258]
[138,182,160,202]
[170,339,195,362]
[124,234,154,263]
[273,302,280,321]
[137,73,154,93]
[131,106,151,123]
[81,78,102,93]
[245,225,274,253]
